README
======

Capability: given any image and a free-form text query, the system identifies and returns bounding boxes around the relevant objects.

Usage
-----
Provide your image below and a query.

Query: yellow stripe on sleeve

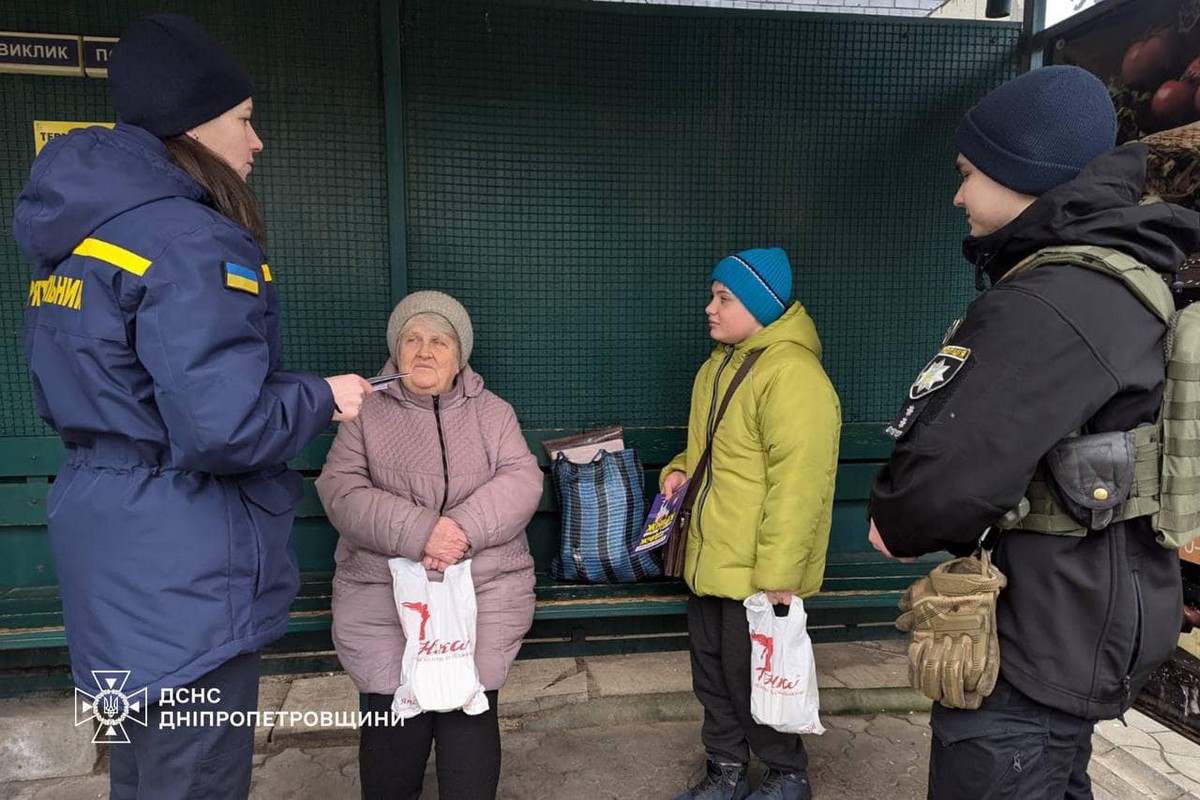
[225,274,260,295]
[261,263,272,282]
[72,238,152,276]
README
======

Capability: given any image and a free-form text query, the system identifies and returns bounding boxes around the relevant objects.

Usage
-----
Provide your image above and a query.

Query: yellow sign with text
[33,120,114,155]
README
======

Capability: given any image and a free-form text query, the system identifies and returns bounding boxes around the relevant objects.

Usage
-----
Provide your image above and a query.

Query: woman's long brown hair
[164,135,267,245]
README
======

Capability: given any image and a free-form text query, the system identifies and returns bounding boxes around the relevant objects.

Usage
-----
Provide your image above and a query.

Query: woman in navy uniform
[12,13,370,799]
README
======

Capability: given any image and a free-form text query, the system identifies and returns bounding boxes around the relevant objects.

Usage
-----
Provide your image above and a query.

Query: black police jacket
[871,144,1200,720]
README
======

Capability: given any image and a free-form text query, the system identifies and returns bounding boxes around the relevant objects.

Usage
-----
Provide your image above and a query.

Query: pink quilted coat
[315,363,542,693]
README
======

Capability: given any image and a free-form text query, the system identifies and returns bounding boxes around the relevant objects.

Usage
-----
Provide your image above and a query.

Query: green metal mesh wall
[0,0,1019,442]
[401,1,1019,427]
[0,0,390,438]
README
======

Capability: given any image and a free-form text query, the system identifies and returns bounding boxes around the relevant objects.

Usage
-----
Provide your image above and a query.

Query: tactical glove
[896,552,1007,710]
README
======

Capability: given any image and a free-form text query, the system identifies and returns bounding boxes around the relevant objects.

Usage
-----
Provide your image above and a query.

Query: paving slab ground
[0,695,97,784]
[1,714,930,800]
[3,641,1200,799]
[10,711,1190,800]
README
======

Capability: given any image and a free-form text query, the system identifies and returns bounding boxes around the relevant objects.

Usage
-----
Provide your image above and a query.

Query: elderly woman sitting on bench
[317,290,542,800]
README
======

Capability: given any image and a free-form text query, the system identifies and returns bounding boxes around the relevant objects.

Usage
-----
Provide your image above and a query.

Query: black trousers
[688,593,809,773]
[360,690,501,800]
[928,676,1095,800]
[109,651,260,800]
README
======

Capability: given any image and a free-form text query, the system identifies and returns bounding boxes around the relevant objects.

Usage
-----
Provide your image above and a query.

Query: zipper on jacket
[434,396,450,514]
[1121,569,1145,716]
[691,347,734,586]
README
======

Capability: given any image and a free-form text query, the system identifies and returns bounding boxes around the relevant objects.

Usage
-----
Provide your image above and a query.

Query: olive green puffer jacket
[662,303,841,600]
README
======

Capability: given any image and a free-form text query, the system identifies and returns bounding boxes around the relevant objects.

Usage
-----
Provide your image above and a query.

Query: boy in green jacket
[664,247,841,800]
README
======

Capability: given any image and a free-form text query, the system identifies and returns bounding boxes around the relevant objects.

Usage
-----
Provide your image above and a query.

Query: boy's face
[953,155,1037,238]
[706,282,763,345]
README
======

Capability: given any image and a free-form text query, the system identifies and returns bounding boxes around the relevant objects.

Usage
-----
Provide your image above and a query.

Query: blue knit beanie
[109,13,253,139]
[711,247,793,326]
[955,66,1117,196]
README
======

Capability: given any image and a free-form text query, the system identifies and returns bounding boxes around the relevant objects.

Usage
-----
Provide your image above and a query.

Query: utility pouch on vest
[997,244,1200,549]
[895,550,1007,710]
[1044,431,1137,531]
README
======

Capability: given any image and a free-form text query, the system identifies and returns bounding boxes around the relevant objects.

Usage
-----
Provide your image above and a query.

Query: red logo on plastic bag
[401,602,431,640]
[402,601,470,655]
[751,632,775,673]
[751,631,797,690]
[417,639,470,656]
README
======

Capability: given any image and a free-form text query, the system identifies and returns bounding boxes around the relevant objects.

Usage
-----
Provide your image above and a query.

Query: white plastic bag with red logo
[744,592,824,735]
[388,558,489,720]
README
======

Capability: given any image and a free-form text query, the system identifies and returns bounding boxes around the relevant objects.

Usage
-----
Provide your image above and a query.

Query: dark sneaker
[747,768,812,800]
[673,760,750,800]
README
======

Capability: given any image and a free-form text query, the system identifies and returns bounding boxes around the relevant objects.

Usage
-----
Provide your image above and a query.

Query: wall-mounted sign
[33,120,115,155]
[82,37,117,78]
[1046,0,1103,28]
[0,32,83,76]
[1183,538,1200,567]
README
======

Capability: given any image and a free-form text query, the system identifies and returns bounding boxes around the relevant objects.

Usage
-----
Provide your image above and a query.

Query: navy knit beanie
[711,247,793,326]
[109,13,253,139]
[955,65,1117,196]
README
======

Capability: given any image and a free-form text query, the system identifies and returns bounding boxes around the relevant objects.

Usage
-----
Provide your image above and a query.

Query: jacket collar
[961,143,1200,287]
[380,360,484,409]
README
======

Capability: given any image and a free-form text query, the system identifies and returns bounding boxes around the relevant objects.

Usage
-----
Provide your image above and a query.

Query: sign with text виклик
[0,31,82,76]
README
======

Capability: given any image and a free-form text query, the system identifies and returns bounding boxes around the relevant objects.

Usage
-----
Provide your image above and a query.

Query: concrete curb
[0,695,99,783]
[507,686,932,735]
[0,655,933,764]
[819,686,932,716]
[511,690,701,733]
[1090,730,1199,800]
[251,683,934,751]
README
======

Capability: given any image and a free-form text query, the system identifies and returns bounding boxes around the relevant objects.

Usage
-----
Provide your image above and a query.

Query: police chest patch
[908,346,970,401]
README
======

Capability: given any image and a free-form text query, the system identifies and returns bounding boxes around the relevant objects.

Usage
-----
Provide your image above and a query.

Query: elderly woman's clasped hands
[422,516,470,571]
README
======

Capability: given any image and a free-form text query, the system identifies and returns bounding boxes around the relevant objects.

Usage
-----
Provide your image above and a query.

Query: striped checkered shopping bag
[550,449,661,582]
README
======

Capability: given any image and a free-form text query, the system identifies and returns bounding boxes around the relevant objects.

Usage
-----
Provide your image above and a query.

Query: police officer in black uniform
[868,66,1200,799]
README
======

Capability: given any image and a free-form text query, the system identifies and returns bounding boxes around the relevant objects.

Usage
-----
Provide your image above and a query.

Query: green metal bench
[0,426,928,695]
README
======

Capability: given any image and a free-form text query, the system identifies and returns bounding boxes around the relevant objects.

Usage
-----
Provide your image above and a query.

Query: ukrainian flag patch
[223,262,260,295]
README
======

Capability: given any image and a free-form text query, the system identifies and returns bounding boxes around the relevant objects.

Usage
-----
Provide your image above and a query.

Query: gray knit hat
[386,291,474,369]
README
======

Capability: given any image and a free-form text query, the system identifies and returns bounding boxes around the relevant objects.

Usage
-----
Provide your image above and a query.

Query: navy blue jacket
[13,124,334,700]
